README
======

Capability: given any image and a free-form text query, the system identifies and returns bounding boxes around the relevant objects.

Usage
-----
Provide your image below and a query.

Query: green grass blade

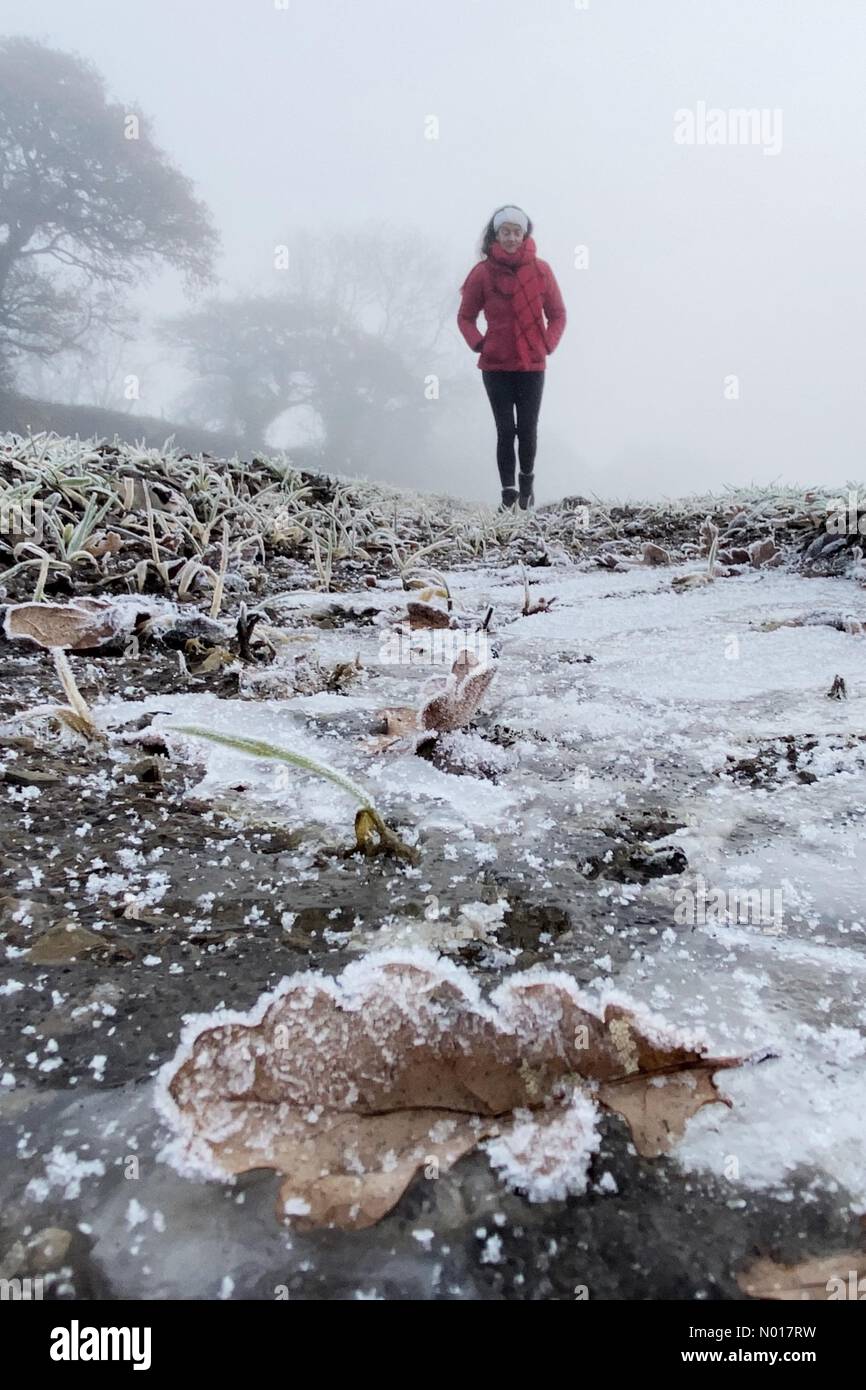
[170,724,375,808]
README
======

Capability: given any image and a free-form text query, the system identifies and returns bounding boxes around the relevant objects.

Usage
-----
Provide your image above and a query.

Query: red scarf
[487,233,546,368]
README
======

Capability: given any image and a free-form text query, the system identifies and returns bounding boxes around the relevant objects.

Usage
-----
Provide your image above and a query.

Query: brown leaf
[4,599,127,651]
[749,538,780,569]
[84,531,123,558]
[158,953,745,1231]
[597,1067,732,1156]
[737,1253,866,1301]
[595,553,632,572]
[190,645,236,674]
[420,661,496,733]
[407,600,451,629]
[363,704,423,752]
[28,925,107,964]
[450,649,479,682]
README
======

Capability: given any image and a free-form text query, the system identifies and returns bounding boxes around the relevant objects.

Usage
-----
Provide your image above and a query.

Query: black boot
[518,472,535,510]
[499,486,518,512]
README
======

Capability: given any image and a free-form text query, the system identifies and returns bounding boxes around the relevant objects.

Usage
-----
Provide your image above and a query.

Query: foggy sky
[5,0,865,501]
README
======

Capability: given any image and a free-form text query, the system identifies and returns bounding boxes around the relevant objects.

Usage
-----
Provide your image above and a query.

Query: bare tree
[163,295,331,442]
[163,290,435,471]
[283,223,455,364]
[0,36,218,384]
[15,308,145,411]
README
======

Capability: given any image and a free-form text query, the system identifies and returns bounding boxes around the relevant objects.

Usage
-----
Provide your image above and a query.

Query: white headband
[493,206,529,233]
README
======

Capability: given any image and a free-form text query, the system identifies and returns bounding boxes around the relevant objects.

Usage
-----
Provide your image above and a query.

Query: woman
[457,205,566,511]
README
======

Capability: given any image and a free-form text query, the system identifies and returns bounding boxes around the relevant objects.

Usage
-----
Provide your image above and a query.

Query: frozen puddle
[99,561,866,1216]
[616,925,866,1209]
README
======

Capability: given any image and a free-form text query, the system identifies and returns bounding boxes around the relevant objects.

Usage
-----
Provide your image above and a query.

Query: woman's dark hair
[479,205,533,257]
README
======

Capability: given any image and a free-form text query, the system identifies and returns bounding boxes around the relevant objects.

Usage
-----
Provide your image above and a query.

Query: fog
[4,0,865,502]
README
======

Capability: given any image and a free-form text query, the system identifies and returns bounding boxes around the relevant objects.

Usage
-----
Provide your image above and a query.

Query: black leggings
[482,369,545,492]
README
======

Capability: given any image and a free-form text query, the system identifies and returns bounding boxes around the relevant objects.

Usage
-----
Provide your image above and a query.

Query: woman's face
[496,222,525,253]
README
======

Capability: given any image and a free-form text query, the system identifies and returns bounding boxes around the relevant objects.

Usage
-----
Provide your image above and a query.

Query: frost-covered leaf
[157,950,744,1231]
[749,537,781,568]
[367,654,496,751]
[83,531,123,558]
[364,705,423,752]
[595,553,633,572]
[4,598,138,651]
[420,659,496,733]
[597,1067,730,1156]
[671,567,734,590]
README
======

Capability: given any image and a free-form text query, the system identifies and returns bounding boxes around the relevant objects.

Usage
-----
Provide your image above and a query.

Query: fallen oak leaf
[420,658,496,734]
[671,568,735,591]
[28,924,133,964]
[597,1066,730,1156]
[377,705,423,736]
[594,552,634,572]
[365,654,496,751]
[3,598,138,652]
[155,950,747,1231]
[450,648,479,682]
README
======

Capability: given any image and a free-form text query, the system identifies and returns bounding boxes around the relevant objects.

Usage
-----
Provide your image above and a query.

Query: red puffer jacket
[457,238,567,371]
